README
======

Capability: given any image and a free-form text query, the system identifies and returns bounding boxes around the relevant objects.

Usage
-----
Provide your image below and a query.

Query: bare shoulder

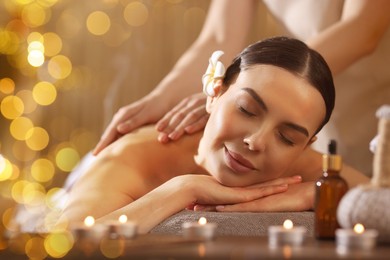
[100,125,203,175]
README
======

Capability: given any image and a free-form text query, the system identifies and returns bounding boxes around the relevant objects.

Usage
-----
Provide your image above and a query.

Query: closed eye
[278,132,295,146]
[239,106,256,117]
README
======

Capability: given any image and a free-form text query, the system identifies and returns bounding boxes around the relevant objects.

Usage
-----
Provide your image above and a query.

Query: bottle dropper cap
[322,140,342,171]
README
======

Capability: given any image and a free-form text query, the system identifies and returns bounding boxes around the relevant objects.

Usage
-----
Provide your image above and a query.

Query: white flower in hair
[202,50,225,97]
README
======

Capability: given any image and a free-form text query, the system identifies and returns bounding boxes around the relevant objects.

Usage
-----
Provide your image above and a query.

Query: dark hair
[223,36,335,135]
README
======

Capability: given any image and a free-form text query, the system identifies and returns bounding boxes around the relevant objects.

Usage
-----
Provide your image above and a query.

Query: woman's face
[195,64,325,187]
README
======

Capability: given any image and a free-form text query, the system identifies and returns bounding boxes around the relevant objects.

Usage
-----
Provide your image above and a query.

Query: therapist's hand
[155,92,208,143]
[93,93,169,155]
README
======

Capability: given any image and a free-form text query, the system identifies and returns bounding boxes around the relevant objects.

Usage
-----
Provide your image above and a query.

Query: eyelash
[278,132,295,146]
[239,106,256,117]
[239,105,295,146]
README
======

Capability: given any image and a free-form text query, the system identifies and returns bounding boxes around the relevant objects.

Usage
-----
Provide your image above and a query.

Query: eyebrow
[243,88,268,111]
[242,88,309,137]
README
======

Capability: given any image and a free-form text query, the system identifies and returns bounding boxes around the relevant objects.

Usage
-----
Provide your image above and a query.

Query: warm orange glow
[118,215,128,224]
[84,216,95,227]
[283,219,294,230]
[354,223,365,234]
[198,217,207,225]
[86,11,111,36]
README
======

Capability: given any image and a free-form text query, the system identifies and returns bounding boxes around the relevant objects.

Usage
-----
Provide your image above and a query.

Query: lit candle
[268,219,307,247]
[336,223,378,253]
[72,216,104,240]
[182,217,217,240]
[106,215,137,239]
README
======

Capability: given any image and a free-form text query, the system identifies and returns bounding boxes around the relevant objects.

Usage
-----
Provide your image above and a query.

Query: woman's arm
[307,0,390,75]
[94,174,290,234]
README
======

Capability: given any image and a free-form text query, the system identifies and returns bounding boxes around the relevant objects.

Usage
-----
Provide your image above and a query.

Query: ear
[205,80,223,113]
[306,135,318,147]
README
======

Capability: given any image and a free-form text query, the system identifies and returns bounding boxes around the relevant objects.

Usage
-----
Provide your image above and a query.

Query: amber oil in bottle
[314,140,349,239]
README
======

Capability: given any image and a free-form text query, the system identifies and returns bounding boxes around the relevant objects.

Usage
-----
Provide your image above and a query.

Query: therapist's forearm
[307,0,390,75]
[148,0,257,109]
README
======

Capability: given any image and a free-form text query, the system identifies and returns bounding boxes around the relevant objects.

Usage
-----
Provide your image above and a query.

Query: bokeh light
[0,156,13,182]
[55,147,80,172]
[27,50,45,67]
[86,11,111,36]
[43,32,62,56]
[48,55,72,79]
[25,237,48,259]
[16,90,37,114]
[22,182,46,206]
[27,31,44,43]
[32,81,57,106]
[37,0,59,8]
[11,180,30,204]
[123,2,149,27]
[0,78,15,94]
[0,29,20,55]
[0,95,24,119]
[31,158,55,183]
[2,207,18,233]
[44,231,74,258]
[9,116,34,141]
[100,237,125,258]
[25,127,50,151]
[21,3,51,28]
[28,40,44,53]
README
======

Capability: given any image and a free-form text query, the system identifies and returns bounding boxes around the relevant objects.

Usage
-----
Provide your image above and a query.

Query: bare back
[62,126,205,222]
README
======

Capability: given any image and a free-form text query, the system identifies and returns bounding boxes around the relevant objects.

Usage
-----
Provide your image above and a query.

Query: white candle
[106,215,137,239]
[336,223,378,253]
[268,219,307,247]
[182,217,217,240]
[71,216,105,240]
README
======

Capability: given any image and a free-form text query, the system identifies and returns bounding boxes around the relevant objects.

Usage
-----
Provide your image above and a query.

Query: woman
[59,37,368,234]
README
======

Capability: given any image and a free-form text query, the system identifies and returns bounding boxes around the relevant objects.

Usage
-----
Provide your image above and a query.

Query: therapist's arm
[307,0,390,75]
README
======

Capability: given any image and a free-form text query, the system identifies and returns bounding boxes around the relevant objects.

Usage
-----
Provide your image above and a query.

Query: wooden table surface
[1,233,390,259]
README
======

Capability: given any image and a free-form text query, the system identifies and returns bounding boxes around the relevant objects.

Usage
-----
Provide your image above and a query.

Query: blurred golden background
[0,0,278,255]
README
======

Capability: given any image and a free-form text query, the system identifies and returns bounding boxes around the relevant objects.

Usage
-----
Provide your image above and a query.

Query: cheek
[263,147,302,178]
[206,102,237,144]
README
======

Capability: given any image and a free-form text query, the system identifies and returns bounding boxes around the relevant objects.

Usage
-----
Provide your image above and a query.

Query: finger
[213,184,288,205]
[167,106,207,140]
[193,204,217,212]
[184,114,209,134]
[156,100,187,132]
[216,201,262,212]
[157,132,170,144]
[93,124,121,155]
[250,175,302,188]
[247,184,288,201]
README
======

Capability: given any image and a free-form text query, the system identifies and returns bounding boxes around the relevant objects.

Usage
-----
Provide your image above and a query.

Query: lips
[223,146,255,173]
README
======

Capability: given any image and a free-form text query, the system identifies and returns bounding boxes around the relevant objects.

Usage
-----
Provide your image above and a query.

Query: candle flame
[119,214,128,224]
[198,217,207,225]
[283,219,293,230]
[84,216,95,227]
[354,223,365,234]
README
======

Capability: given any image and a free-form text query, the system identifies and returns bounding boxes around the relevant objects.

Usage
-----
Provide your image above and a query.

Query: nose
[243,131,267,152]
